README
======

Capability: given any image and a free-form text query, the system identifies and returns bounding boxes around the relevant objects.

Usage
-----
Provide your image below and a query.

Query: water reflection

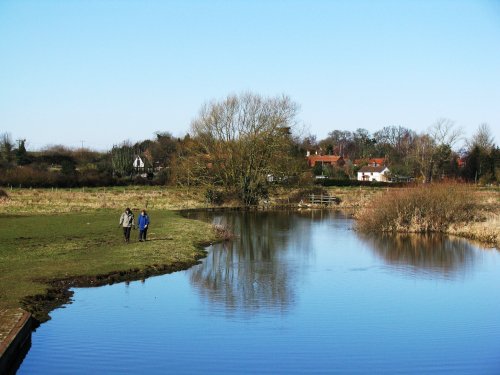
[360,233,478,279]
[185,209,482,314]
[187,211,315,315]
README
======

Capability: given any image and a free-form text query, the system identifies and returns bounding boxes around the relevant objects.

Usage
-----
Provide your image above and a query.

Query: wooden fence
[309,194,340,205]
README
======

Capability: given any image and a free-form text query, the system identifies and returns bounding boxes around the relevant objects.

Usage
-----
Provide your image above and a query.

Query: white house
[357,165,390,182]
[133,156,145,170]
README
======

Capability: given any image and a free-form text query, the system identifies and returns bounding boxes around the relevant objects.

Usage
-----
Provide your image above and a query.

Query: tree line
[1,92,498,204]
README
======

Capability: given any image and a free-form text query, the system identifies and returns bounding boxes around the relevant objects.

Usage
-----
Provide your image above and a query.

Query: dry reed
[356,183,478,234]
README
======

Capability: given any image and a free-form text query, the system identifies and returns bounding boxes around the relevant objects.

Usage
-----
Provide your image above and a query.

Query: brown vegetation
[212,223,235,241]
[0,189,8,199]
[356,183,477,233]
[0,186,210,214]
[356,183,500,247]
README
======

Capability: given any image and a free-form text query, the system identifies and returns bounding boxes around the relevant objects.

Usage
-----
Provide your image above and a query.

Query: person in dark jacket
[137,209,150,242]
[119,207,135,243]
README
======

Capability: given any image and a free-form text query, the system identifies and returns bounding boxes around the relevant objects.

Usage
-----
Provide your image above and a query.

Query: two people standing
[119,208,150,243]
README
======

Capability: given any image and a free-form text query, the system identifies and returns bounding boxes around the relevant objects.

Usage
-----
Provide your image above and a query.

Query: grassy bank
[0,185,386,214]
[356,184,500,247]
[0,210,217,322]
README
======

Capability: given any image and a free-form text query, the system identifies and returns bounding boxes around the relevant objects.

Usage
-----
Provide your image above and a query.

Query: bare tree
[464,123,498,183]
[190,92,299,205]
[412,118,463,182]
[468,123,495,152]
[428,118,463,147]
[374,126,416,157]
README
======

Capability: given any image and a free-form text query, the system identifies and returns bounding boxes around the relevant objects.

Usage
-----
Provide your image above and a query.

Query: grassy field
[0,209,217,321]
[0,185,386,214]
[0,186,210,214]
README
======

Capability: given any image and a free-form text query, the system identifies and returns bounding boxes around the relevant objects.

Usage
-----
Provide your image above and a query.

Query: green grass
[0,209,216,318]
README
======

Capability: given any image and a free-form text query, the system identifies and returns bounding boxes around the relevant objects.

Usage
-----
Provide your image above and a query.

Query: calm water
[18,210,500,374]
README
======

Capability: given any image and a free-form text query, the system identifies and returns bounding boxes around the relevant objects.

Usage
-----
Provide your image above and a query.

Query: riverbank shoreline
[0,185,497,322]
[24,255,209,324]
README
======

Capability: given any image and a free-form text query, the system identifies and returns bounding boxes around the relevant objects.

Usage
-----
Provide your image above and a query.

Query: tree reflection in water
[187,211,318,315]
[185,210,477,313]
[359,233,479,279]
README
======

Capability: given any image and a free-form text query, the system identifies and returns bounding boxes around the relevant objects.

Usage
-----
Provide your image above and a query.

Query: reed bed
[447,212,500,248]
[356,183,480,234]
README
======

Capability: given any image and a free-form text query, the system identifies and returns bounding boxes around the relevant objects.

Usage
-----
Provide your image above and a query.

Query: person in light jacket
[119,207,135,243]
[137,209,150,242]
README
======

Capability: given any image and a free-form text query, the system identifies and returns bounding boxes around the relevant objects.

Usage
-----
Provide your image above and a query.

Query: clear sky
[1,0,499,151]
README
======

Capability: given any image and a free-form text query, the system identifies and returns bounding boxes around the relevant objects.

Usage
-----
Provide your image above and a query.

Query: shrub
[205,187,224,205]
[0,165,120,188]
[356,183,477,233]
[155,169,171,185]
[0,188,8,199]
[212,223,234,240]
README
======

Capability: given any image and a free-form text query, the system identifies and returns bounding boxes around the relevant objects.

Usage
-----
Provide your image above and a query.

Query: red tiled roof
[369,158,386,165]
[307,155,343,167]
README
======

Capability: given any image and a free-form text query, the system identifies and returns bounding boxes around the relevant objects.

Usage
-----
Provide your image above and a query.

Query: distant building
[368,158,386,167]
[307,155,346,167]
[457,157,466,168]
[133,155,155,178]
[357,165,390,182]
[353,157,387,167]
[133,156,145,170]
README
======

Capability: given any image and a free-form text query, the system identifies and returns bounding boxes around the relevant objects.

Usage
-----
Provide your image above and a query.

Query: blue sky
[1,0,499,150]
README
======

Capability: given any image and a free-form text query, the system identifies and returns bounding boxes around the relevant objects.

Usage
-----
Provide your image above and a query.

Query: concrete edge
[0,310,32,374]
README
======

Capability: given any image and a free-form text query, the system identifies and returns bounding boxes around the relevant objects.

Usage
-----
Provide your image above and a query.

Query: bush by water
[356,183,477,233]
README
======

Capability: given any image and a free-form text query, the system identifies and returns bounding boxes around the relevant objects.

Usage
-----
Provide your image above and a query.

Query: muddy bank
[21,253,207,324]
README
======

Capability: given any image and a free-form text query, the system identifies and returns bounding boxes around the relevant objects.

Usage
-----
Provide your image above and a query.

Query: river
[18,210,500,374]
